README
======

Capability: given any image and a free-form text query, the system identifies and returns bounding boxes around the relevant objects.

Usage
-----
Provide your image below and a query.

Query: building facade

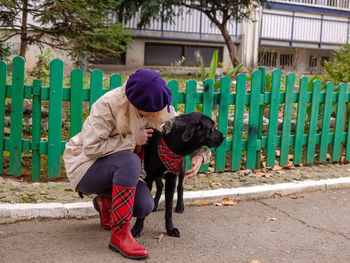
[95,0,349,74]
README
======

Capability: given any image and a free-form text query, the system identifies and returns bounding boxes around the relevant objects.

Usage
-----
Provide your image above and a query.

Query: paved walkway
[1,188,350,263]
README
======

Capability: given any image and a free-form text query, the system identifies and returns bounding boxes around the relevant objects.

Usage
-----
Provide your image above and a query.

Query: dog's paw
[152,205,158,212]
[175,203,184,213]
[167,228,180,237]
[131,227,142,238]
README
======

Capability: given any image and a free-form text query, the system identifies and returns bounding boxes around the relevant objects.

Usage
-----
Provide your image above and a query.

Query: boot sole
[92,198,112,230]
[108,243,149,260]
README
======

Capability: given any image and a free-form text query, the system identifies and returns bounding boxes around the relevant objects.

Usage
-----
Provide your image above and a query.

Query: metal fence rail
[1,57,350,181]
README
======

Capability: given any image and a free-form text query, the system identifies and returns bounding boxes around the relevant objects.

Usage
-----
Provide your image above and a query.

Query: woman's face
[136,109,158,117]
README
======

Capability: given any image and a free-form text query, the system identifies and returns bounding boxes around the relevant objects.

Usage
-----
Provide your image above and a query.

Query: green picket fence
[1,57,350,181]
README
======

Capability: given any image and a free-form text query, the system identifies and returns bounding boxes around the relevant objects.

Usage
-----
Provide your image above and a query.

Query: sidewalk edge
[1,177,350,219]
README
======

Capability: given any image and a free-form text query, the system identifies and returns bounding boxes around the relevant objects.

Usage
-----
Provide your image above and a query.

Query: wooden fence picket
[215,76,230,172]
[266,70,281,167]
[31,79,42,181]
[319,82,334,162]
[9,57,25,176]
[70,69,84,138]
[0,60,6,174]
[231,74,246,171]
[279,73,295,166]
[293,77,308,164]
[89,69,103,109]
[200,78,214,172]
[306,80,321,164]
[332,83,347,161]
[246,71,261,170]
[47,59,64,178]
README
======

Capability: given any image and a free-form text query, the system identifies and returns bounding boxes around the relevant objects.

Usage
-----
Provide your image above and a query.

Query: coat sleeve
[81,98,135,158]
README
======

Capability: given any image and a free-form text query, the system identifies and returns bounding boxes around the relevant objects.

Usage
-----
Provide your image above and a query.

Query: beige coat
[63,87,211,190]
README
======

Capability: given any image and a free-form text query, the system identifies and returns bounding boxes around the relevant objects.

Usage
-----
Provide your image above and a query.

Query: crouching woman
[63,69,210,260]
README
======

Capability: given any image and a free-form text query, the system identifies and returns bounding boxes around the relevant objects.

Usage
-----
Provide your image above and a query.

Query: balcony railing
[260,10,350,47]
[120,6,239,43]
[269,0,350,10]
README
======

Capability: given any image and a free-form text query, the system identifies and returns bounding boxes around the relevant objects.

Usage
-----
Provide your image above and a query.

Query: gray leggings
[77,151,154,218]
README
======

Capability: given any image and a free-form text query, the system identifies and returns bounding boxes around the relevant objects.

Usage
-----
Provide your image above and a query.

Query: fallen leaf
[208,167,215,173]
[236,169,251,175]
[222,197,230,201]
[244,222,251,225]
[272,165,283,171]
[222,200,239,206]
[265,217,277,222]
[275,170,285,175]
[198,200,209,206]
[213,202,223,207]
[290,194,299,199]
[211,182,223,187]
[154,233,164,242]
[288,154,294,160]
[256,171,272,178]
[250,260,263,263]
[272,192,282,198]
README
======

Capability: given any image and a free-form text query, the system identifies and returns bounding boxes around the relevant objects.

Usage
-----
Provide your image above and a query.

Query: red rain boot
[92,196,113,230]
[108,185,148,260]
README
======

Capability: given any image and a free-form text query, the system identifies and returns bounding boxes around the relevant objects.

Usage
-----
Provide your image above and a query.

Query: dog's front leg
[164,173,180,237]
[175,161,185,213]
[131,218,145,238]
[153,178,163,212]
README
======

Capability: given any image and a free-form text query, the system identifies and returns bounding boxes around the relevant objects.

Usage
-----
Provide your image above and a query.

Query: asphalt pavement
[1,188,350,263]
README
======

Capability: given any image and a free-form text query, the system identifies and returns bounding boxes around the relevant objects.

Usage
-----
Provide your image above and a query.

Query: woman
[63,69,210,260]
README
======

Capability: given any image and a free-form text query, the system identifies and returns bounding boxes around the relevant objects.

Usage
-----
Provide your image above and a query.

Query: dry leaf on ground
[211,182,223,187]
[265,217,277,222]
[255,172,272,178]
[154,233,164,242]
[250,260,263,263]
[271,192,282,198]
[275,170,285,175]
[290,194,299,199]
[222,200,239,206]
[236,169,251,175]
[198,200,209,206]
[213,202,223,207]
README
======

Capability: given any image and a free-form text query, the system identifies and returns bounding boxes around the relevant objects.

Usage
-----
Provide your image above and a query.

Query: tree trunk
[19,0,28,58]
[220,26,240,67]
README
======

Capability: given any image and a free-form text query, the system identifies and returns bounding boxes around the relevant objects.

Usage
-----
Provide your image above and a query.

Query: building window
[309,55,317,67]
[258,52,277,67]
[185,46,223,66]
[144,43,223,66]
[145,43,183,66]
[280,54,293,67]
[321,56,329,66]
[92,52,126,65]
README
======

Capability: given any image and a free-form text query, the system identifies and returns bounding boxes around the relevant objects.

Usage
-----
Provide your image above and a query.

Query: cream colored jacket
[63,87,211,190]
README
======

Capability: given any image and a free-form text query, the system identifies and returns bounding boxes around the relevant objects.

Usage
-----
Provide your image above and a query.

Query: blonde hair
[116,85,169,139]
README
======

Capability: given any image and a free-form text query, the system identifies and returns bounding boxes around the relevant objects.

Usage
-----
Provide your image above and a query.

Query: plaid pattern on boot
[112,185,136,232]
[157,137,184,175]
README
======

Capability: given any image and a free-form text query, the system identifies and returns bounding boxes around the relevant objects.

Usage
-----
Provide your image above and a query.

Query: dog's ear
[181,121,200,142]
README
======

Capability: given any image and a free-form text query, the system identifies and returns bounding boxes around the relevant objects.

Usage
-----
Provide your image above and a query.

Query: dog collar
[158,137,184,175]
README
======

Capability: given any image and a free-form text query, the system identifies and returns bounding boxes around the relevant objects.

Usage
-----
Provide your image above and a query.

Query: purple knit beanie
[125,69,172,113]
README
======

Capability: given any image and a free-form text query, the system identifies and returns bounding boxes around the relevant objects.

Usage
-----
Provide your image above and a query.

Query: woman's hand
[135,128,153,145]
[185,154,204,179]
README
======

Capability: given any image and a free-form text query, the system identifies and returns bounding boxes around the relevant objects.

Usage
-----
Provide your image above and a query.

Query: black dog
[131,112,224,238]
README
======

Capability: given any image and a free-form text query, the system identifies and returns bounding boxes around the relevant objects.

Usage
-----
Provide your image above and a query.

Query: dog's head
[162,112,225,156]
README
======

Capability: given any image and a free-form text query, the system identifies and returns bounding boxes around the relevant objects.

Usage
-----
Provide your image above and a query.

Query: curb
[1,177,350,219]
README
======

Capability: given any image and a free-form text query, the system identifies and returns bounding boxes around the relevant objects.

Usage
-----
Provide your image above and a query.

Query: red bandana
[157,137,184,175]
